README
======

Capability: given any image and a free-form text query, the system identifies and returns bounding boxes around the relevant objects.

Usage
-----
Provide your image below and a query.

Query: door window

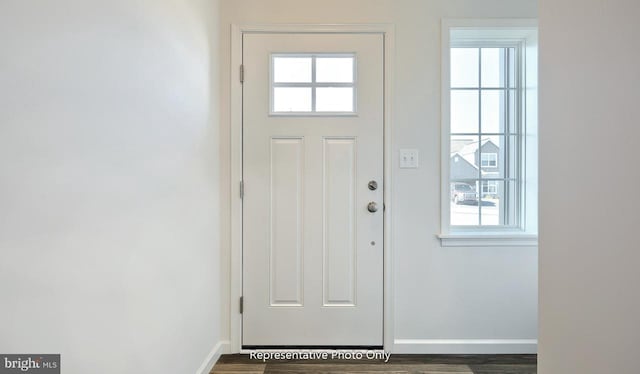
[271,54,356,115]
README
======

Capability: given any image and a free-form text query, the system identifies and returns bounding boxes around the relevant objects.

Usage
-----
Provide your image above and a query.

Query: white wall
[0,1,224,373]
[539,0,640,372]
[219,0,538,353]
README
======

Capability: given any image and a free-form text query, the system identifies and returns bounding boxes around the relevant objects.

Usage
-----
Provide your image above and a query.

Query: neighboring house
[450,152,478,180]
[450,138,501,196]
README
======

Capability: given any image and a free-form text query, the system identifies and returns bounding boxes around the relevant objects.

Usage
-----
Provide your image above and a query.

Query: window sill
[438,233,538,247]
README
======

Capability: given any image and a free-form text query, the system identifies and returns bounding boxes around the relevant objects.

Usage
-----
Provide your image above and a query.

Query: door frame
[229,23,395,353]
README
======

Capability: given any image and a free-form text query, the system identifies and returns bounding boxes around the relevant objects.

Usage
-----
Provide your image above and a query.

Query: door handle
[367,202,378,213]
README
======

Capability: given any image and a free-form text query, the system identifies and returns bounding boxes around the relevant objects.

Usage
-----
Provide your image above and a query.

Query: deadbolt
[367,202,378,213]
[368,180,378,191]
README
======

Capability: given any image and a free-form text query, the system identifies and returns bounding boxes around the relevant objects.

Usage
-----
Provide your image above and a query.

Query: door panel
[269,137,304,306]
[243,33,383,346]
[323,137,357,306]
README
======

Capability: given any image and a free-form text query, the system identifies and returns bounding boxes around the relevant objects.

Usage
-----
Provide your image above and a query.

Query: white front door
[242,33,384,347]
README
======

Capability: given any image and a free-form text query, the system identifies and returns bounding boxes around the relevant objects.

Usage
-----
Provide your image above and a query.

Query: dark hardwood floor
[212,354,537,373]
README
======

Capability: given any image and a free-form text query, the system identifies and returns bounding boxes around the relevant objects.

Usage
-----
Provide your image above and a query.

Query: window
[482,181,498,194]
[271,54,356,115]
[450,45,518,227]
[440,20,538,246]
[481,153,498,167]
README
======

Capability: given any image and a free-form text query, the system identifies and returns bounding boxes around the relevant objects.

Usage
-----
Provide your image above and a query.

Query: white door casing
[242,33,384,346]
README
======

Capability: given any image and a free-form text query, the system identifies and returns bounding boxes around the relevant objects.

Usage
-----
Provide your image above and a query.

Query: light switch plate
[399,149,419,168]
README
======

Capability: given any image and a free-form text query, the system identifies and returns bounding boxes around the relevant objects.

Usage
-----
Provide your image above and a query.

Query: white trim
[233,23,396,34]
[438,234,538,247]
[229,23,395,353]
[440,20,453,238]
[230,24,243,354]
[393,339,537,354]
[195,340,230,374]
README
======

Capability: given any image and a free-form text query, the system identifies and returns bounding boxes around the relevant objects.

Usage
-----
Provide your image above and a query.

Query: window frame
[269,53,358,116]
[439,19,538,247]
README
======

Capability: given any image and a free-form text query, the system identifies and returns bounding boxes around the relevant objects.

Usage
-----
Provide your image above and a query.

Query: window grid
[270,53,357,115]
[450,45,521,228]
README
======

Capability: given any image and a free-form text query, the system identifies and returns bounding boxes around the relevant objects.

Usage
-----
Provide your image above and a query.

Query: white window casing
[439,19,538,247]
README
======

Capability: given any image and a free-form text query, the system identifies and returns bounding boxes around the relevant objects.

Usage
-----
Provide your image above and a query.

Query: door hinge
[239,64,244,83]
[239,180,244,199]
[239,296,244,314]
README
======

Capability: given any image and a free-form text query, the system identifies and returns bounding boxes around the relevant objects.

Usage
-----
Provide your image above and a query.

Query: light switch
[399,149,419,168]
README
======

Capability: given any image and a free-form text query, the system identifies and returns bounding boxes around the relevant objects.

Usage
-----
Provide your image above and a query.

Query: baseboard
[393,339,537,354]
[196,340,230,374]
